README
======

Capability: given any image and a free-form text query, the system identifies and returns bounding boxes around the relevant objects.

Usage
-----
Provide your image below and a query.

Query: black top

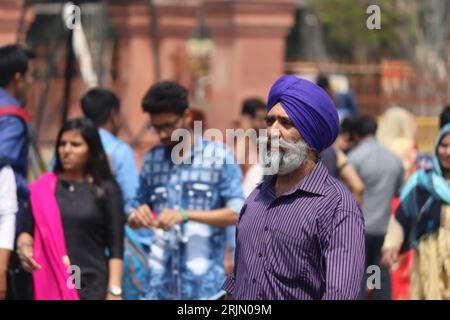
[23,179,125,300]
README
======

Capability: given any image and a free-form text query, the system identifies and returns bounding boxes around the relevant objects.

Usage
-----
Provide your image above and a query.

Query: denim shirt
[0,87,29,233]
[130,137,245,300]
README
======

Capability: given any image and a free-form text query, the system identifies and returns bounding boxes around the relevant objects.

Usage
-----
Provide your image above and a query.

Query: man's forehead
[267,103,289,119]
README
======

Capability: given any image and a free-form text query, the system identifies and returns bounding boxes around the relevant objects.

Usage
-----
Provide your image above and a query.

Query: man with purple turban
[223,75,365,300]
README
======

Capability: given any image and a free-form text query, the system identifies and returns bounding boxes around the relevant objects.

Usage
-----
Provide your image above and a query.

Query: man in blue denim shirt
[128,81,245,300]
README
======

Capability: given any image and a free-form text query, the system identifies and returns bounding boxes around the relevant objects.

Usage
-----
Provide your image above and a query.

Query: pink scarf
[29,172,80,300]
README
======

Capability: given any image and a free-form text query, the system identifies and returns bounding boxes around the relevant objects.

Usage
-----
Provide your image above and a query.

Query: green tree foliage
[304,0,411,62]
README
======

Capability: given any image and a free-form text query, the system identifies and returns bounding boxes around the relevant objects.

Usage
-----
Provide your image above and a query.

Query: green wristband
[180,208,189,222]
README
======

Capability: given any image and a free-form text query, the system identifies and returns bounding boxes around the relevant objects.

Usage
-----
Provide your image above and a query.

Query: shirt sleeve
[103,181,125,259]
[322,209,365,300]
[0,116,29,200]
[0,166,18,250]
[22,202,35,236]
[222,274,236,295]
[346,150,359,173]
[0,116,27,164]
[218,147,245,214]
[336,148,348,170]
[112,143,139,213]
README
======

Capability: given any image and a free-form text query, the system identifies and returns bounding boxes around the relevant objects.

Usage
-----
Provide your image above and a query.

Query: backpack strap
[0,106,32,123]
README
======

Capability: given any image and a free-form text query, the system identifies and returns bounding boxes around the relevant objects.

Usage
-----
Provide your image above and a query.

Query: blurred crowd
[1,43,450,300]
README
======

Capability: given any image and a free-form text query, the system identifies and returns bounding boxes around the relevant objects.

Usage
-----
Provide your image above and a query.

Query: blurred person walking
[316,75,359,120]
[382,123,450,300]
[316,77,364,205]
[409,104,450,181]
[81,88,144,300]
[0,44,35,300]
[235,98,267,184]
[17,118,125,300]
[377,106,418,181]
[377,106,418,299]
[348,115,404,300]
[127,81,245,300]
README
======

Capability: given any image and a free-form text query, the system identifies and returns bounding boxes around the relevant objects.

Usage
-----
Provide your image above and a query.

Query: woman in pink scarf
[16,118,125,300]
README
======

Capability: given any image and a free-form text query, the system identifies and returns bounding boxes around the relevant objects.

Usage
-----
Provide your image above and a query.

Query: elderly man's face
[265,103,302,143]
[259,103,310,175]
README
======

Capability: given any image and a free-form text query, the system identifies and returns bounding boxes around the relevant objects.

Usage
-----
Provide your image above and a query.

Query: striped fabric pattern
[223,161,365,300]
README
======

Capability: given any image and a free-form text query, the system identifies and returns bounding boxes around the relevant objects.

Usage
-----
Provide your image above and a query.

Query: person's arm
[322,210,365,300]
[127,155,155,229]
[381,163,407,267]
[338,164,364,205]
[15,196,41,273]
[157,208,237,229]
[0,166,18,299]
[106,258,123,300]
[0,250,10,299]
[381,216,404,267]
[16,232,41,273]
[103,182,125,300]
[0,117,27,165]
[336,148,364,205]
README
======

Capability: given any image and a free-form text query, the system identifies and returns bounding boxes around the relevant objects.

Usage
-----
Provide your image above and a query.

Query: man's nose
[267,126,281,139]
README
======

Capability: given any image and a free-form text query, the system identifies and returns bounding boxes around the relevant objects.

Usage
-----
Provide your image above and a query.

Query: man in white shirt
[0,165,18,299]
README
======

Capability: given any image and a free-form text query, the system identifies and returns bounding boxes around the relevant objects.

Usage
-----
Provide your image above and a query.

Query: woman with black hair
[17,118,125,300]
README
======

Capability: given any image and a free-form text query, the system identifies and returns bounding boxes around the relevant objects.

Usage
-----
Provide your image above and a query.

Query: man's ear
[8,72,22,88]
[240,115,252,130]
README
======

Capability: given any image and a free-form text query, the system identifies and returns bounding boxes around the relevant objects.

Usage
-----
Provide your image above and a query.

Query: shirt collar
[292,161,329,196]
[258,161,329,197]
[98,127,115,140]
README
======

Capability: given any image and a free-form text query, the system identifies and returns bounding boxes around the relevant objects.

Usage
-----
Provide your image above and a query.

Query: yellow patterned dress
[384,205,450,299]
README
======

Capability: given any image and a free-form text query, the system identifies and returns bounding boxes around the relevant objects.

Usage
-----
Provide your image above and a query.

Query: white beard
[258,136,310,176]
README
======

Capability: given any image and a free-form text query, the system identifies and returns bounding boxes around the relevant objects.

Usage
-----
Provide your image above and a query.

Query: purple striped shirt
[223,161,365,300]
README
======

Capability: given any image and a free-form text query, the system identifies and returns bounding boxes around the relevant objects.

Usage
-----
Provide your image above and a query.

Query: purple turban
[267,75,339,153]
